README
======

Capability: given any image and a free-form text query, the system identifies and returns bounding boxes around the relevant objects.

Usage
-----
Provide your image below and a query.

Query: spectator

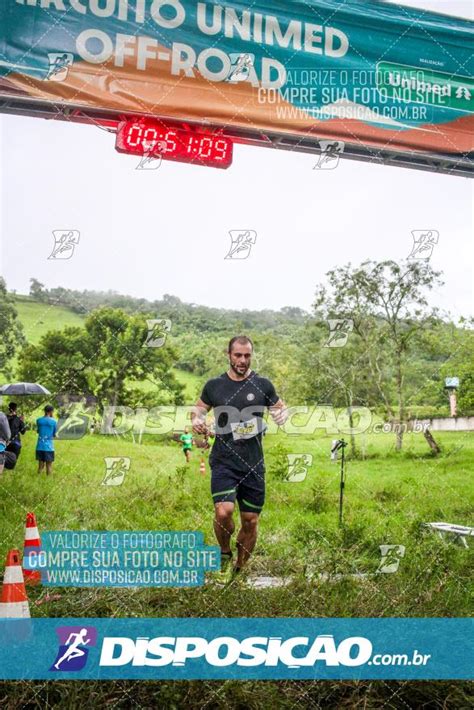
[36,405,57,475]
[0,411,12,476]
[6,402,27,462]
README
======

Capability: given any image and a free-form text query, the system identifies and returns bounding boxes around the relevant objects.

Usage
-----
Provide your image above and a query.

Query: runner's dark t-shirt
[7,414,26,444]
[200,371,279,474]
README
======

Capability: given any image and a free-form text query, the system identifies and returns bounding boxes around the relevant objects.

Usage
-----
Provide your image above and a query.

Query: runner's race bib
[230,418,259,441]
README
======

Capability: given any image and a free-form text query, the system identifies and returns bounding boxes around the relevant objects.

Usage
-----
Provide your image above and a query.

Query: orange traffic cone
[199,457,206,475]
[23,512,42,586]
[0,549,30,618]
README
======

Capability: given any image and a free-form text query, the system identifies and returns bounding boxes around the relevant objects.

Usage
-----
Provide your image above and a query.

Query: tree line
[0,260,472,454]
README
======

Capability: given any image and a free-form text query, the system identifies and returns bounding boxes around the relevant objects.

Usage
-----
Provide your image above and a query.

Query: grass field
[1,429,471,619]
[0,429,472,707]
[13,296,85,345]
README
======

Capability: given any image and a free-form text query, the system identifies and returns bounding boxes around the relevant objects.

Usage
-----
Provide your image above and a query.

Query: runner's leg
[235,468,264,570]
[236,512,259,569]
[214,502,235,554]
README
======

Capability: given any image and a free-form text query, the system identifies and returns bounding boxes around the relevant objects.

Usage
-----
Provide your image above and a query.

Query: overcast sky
[1,0,472,318]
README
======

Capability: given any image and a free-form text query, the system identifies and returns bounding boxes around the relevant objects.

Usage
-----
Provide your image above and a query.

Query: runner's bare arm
[192,399,211,435]
[269,398,289,426]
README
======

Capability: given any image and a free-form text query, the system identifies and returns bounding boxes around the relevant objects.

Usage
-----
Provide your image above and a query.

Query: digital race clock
[115,119,233,169]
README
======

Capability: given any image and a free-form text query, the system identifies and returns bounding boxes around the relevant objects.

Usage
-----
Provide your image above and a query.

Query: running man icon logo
[56,403,89,440]
[376,545,406,574]
[408,230,439,260]
[136,139,167,170]
[102,457,131,486]
[50,626,97,671]
[225,230,257,260]
[48,230,80,260]
[286,454,313,482]
[227,53,255,83]
[325,319,354,348]
[45,52,74,81]
[144,319,172,347]
[314,141,344,169]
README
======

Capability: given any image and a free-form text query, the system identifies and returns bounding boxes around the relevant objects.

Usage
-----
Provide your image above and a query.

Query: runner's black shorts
[36,450,55,462]
[211,464,265,514]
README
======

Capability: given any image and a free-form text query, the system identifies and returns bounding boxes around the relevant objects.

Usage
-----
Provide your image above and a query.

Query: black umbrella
[0,382,51,396]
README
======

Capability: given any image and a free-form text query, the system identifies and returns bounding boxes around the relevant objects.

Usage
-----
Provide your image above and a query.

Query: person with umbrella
[36,405,57,475]
[6,402,27,464]
[0,383,52,473]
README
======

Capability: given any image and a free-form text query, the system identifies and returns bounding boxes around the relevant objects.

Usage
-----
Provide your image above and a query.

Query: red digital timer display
[115,120,233,169]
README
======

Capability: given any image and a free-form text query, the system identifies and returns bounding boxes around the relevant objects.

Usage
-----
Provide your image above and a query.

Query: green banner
[377,61,474,112]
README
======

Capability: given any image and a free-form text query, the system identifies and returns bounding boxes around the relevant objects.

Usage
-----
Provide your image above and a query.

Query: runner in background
[179,426,194,463]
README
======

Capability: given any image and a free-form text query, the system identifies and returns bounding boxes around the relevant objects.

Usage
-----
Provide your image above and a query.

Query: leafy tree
[18,327,90,395]
[0,278,26,378]
[84,308,183,407]
[440,320,474,414]
[314,260,443,451]
[294,323,375,456]
[174,334,225,377]
[29,278,46,302]
[18,308,184,409]
[252,333,305,403]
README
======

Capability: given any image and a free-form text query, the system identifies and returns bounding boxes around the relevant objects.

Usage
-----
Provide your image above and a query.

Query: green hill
[12,296,201,400]
[14,295,84,344]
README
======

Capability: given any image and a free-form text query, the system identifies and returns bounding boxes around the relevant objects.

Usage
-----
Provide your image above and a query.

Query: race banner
[0,0,473,161]
[0,618,472,680]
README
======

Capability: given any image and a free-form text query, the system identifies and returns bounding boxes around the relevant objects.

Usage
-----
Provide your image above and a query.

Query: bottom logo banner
[0,618,471,680]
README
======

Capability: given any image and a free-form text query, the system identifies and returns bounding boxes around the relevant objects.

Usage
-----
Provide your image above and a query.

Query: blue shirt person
[36,416,57,451]
[36,405,57,475]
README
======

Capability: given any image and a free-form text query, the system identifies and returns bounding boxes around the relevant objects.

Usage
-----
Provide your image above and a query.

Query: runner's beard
[230,361,250,377]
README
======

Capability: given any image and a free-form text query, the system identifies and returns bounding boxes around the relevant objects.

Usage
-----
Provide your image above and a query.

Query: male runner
[192,335,287,578]
[36,405,57,475]
[179,426,194,463]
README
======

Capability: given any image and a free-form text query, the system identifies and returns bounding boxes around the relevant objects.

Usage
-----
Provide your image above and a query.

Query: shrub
[309,481,332,513]
[267,442,291,480]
